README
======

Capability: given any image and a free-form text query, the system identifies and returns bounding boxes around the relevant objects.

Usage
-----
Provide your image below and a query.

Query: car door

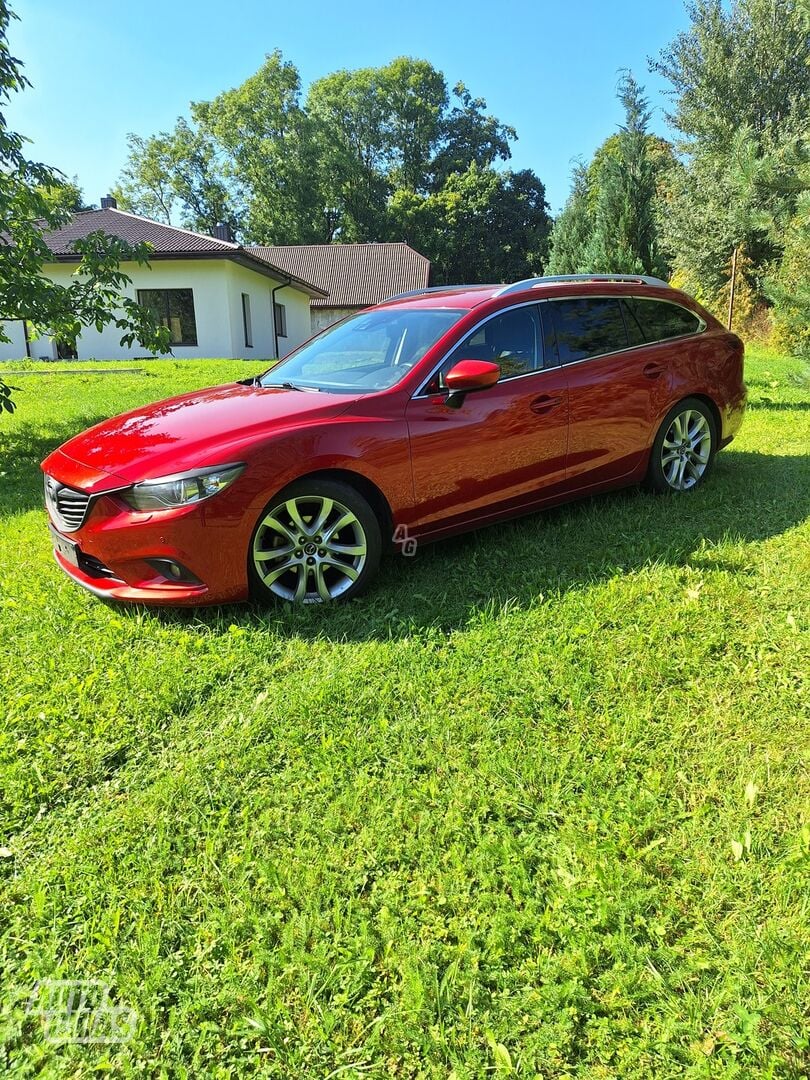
[547,295,674,488]
[405,303,569,532]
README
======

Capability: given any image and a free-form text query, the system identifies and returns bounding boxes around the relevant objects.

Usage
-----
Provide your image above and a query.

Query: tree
[650,0,808,149]
[196,51,327,244]
[374,57,448,191]
[114,120,237,235]
[114,133,176,224]
[116,52,551,281]
[305,63,396,240]
[584,74,666,275]
[766,190,810,355]
[37,176,92,216]
[546,163,592,274]
[430,82,515,189]
[547,76,672,277]
[389,162,551,283]
[0,3,170,412]
[305,59,518,238]
[651,0,810,318]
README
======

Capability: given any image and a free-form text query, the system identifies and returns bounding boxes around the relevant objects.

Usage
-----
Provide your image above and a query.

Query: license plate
[49,523,80,567]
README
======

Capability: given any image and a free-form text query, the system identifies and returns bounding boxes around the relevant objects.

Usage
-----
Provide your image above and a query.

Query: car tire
[248,478,382,604]
[645,397,718,494]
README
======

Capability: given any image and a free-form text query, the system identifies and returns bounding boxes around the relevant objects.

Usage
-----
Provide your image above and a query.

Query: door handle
[530,394,562,415]
[643,362,665,379]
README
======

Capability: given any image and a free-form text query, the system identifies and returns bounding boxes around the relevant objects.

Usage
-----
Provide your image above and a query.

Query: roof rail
[384,284,499,303]
[495,274,671,297]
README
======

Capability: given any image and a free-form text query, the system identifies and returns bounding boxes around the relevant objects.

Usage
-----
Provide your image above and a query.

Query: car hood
[43,382,357,484]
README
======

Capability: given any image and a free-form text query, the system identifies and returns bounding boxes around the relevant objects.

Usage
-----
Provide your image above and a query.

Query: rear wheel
[646,398,717,493]
[249,479,382,604]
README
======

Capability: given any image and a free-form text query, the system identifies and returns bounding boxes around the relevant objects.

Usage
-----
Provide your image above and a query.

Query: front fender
[238,415,415,523]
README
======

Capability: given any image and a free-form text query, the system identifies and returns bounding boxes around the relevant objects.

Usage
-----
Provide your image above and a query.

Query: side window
[621,299,647,346]
[432,306,542,391]
[549,298,628,364]
[627,298,702,343]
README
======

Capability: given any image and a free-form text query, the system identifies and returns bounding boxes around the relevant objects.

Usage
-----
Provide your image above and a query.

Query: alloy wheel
[661,408,712,491]
[251,494,368,603]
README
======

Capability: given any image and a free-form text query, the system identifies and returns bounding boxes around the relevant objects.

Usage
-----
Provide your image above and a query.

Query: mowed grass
[0,348,808,1077]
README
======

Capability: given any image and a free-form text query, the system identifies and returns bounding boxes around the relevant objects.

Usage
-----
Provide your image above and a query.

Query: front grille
[44,476,91,532]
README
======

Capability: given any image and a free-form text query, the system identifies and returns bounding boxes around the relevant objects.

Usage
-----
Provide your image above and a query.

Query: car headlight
[119,464,245,511]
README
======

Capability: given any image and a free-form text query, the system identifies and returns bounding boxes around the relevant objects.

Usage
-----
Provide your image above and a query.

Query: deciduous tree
[0,1,169,412]
[196,51,326,244]
[389,162,551,283]
[117,53,540,260]
[114,120,236,236]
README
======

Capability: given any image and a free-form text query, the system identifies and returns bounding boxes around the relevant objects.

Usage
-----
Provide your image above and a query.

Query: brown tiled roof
[247,243,430,308]
[40,209,326,296]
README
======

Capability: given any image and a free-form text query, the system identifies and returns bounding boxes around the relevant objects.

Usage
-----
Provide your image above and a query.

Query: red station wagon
[42,274,747,605]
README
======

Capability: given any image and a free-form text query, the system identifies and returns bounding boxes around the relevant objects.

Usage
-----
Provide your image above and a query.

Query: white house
[0,200,327,362]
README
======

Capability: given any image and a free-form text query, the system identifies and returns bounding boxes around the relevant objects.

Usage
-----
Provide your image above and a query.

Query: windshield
[260,307,463,393]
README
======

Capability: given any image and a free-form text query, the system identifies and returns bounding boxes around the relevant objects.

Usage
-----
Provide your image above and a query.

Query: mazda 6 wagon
[42,274,746,605]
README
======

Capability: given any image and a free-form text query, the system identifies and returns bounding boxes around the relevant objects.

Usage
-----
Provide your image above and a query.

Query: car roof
[376,276,685,313]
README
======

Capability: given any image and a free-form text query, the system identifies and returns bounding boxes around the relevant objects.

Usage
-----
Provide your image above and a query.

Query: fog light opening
[145,558,203,585]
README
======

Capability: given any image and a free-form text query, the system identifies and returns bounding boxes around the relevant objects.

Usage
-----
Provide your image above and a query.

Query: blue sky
[7,0,690,216]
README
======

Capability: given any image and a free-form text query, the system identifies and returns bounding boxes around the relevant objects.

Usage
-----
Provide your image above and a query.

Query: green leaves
[114,53,551,280]
[113,119,238,238]
[650,0,810,334]
[548,76,669,278]
[651,0,809,149]
[0,1,172,414]
[0,378,19,413]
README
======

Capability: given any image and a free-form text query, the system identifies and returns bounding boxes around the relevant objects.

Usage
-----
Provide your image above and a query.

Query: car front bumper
[43,452,253,606]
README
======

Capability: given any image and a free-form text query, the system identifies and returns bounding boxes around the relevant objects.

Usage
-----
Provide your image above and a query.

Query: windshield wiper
[261,381,320,392]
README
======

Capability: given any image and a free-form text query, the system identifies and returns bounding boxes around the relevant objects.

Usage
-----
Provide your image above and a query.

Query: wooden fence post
[727,245,738,331]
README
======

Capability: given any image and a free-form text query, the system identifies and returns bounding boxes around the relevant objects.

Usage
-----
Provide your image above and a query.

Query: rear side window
[549,298,628,364]
[625,298,702,343]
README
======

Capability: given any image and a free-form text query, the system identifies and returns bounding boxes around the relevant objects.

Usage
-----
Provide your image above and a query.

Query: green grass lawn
[1,348,808,1077]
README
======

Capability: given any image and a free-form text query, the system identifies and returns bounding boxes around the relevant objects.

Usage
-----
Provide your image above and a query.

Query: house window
[241,293,253,348]
[274,301,287,338]
[137,289,197,346]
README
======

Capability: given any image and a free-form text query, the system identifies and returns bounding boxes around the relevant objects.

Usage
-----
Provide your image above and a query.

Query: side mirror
[443,359,500,409]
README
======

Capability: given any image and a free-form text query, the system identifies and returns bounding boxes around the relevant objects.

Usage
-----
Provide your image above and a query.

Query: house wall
[311,306,359,335]
[0,320,38,362]
[221,261,314,359]
[271,281,314,355]
[0,259,314,363]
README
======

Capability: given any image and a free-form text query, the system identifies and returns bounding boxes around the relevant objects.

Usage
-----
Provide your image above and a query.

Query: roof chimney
[100,194,117,210]
[212,222,234,243]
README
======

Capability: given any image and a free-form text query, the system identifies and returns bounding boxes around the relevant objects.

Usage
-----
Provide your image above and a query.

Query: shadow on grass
[6,419,808,638]
[746,399,810,411]
[143,448,810,641]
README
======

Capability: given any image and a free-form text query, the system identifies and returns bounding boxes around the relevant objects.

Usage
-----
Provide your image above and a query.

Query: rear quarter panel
[667,328,747,442]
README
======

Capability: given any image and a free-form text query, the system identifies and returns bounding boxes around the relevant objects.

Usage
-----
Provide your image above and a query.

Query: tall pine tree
[584,74,665,276]
[546,163,591,274]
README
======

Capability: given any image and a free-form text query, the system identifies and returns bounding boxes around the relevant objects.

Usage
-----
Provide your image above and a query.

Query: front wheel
[249,479,382,604]
[646,398,717,493]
